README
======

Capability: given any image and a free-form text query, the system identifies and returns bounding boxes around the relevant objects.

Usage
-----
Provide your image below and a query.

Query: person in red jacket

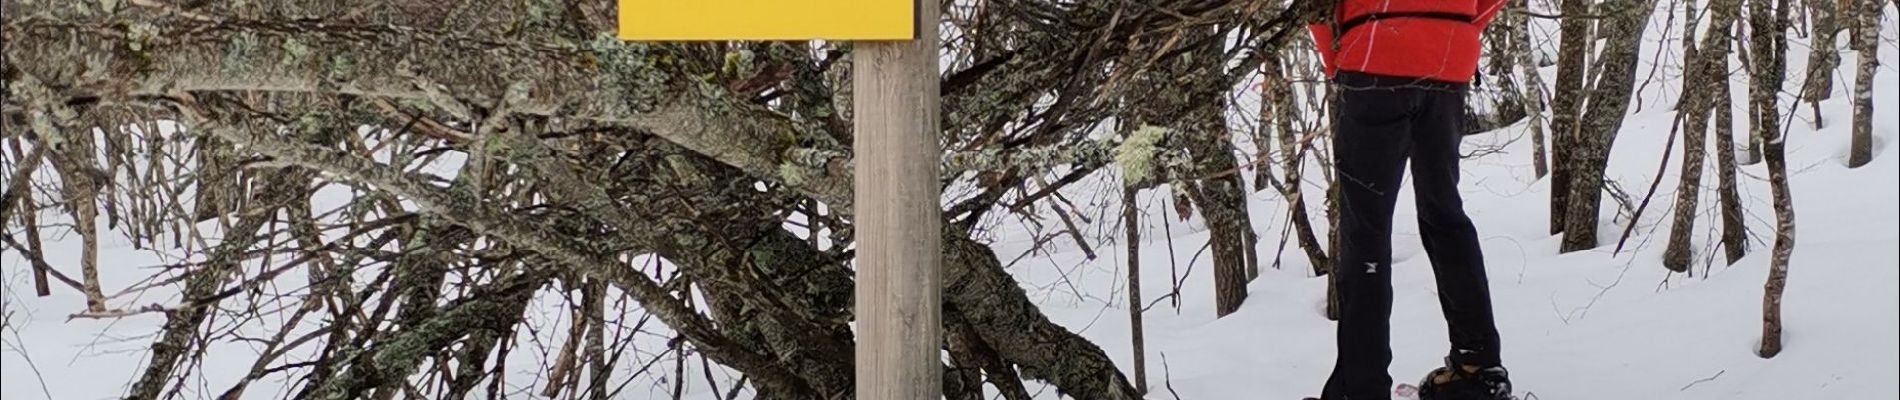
[1302,0,1514,399]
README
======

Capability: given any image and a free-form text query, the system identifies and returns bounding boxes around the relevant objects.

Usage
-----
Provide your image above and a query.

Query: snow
[987,8,1900,399]
[5,5,1898,400]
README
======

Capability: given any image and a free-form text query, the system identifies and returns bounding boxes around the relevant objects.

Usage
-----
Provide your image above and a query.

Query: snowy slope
[992,10,1900,399]
[5,6,1898,400]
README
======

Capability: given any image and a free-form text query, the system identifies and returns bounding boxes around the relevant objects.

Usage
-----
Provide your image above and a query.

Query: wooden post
[853,1,942,398]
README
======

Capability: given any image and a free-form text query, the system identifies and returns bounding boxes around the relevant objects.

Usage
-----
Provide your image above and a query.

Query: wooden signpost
[619,1,942,398]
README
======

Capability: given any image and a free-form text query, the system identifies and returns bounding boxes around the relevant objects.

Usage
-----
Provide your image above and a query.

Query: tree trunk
[17,189,52,298]
[1715,55,1751,265]
[1755,79,1798,360]
[1508,0,1553,179]
[1189,156,1254,318]
[1664,0,1746,271]
[1750,0,1796,359]
[581,278,610,400]
[1265,51,1331,276]
[1485,17,1530,129]
[49,135,107,312]
[1147,26,1256,318]
[1549,0,1597,235]
[1191,130,1257,312]
[1756,131,1795,358]
[943,235,1142,399]
[1123,187,1149,395]
[1846,0,1880,168]
[1664,0,1704,271]
[1323,86,1344,322]
[943,318,989,400]
[5,138,53,297]
[1561,0,1661,253]
[1684,0,1702,87]
[1255,67,1280,194]
[1662,103,1710,270]
[192,137,243,222]
[1748,0,1790,166]
[1799,0,1844,109]
[1325,178,1342,321]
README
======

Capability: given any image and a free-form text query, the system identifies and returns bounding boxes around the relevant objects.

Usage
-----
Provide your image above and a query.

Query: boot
[1416,358,1512,400]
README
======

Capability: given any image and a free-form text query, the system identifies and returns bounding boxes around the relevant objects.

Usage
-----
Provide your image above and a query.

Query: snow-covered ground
[4,6,1897,400]
[996,10,1900,398]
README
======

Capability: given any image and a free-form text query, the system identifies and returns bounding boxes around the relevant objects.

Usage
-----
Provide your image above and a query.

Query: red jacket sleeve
[1308,23,1338,78]
[1473,0,1508,28]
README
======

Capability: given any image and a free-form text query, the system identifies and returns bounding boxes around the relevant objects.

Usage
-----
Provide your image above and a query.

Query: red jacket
[1307,0,1509,83]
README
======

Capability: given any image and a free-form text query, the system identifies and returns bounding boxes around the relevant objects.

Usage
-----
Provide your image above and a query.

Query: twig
[1178,128,1326,183]
[0,234,85,292]
[1049,199,1099,259]
[1142,292,1181,312]
[722,376,748,400]
[1160,194,1183,311]
[0,141,46,223]
[1005,164,1106,212]
[1160,352,1184,400]
[699,352,723,400]
[1614,112,1687,255]
[1516,10,1610,19]
[1678,369,1725,391]
[1,305,56,400]
[65,303,170,320]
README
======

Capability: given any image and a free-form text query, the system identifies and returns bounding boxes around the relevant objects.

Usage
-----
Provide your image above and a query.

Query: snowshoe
[1300,383,1428,400]
[1415,360,1512,400]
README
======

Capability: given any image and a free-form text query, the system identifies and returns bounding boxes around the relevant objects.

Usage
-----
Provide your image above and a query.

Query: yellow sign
[618,0,915,41]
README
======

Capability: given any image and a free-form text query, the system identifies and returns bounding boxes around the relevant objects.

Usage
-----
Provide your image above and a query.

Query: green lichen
[222,32,261,72]
[123,21,157,55]
[324,52,358,83]
[280,37,312,64]
[722,48,756,77]
[526,1,546,19]
[778,163,809,187]
[586,34,670,114]
[1114,125,1168,186]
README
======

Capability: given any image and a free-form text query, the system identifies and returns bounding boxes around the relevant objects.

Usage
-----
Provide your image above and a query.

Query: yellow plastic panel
[619,0,915,41]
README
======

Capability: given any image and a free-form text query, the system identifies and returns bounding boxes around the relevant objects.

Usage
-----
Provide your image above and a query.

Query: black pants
[1320,72,1502,400]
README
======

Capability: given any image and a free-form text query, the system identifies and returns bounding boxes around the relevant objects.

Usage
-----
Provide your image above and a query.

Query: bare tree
[1,138,56,297]
[1505,0,1555,179]
[1846,0,1882,168]
[42,131,108,313]
[1664,0,1747,271]
[1714,58,1752,265]
[1483,14,1532,130]
[1798,0,1846,124]
[1123,187,1149,395]
[1549,0,1600,236]
[1261,49,1331,276]
[1750,0,1798,359]
[1125,24,1261,318]
[1321,83,1346,321]
[1561,0,1664,252]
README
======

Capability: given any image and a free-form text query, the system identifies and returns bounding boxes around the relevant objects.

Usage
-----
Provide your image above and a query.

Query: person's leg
[1321,74,1416,400]
[1408,85,1503,369]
